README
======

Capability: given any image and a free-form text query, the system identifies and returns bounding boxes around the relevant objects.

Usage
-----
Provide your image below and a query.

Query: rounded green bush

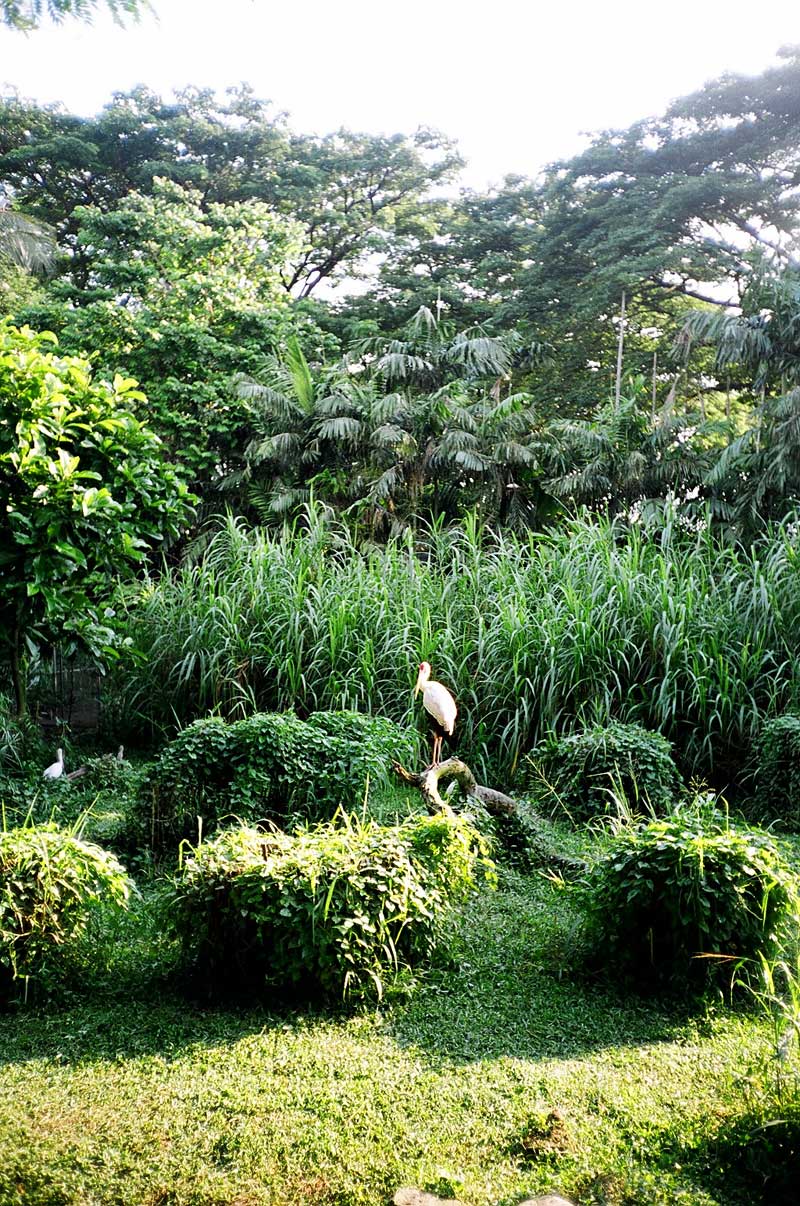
[171,809,494,1002]
[0,822,131,1000]
[525,720,682,822]
[752,714,800,828]
[137,709,418,851]
[580,799,799,993]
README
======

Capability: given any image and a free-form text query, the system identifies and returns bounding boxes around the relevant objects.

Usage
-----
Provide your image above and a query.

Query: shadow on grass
[391,870,706,1065]
[0,871,707,1073]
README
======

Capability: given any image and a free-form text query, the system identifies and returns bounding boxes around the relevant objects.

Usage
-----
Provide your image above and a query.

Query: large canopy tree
[17,179,317,492]
[0,86,463,298]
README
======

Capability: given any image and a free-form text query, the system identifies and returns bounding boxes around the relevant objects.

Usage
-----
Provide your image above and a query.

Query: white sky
[0,0,799,189]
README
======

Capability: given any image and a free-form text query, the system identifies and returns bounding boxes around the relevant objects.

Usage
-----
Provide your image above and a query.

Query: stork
[414,661,457,767]
[43,749,64,781]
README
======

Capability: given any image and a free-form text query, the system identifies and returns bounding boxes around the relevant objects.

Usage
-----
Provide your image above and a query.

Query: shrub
[171,809,493,1002]
[525,721,682,822]
[752,715,800,828]
[0,821,131,1000]
[580,798,800,993]
[138,710,418,851]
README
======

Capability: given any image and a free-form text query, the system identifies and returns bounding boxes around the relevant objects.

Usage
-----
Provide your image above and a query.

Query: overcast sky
[1,0,799,189]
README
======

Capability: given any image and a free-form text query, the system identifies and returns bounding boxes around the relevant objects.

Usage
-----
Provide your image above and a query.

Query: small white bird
[43,748,65,781]
[414,661,457,767]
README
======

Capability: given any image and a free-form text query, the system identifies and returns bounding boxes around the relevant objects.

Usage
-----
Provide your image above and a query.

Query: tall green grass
[110,508,800,784]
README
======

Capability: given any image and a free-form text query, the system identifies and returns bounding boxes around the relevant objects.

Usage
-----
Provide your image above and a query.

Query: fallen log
[392,756,587,877]
[392,756,517,813]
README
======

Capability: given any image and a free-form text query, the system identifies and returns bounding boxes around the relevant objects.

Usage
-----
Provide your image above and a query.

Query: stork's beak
[414,669,423,697]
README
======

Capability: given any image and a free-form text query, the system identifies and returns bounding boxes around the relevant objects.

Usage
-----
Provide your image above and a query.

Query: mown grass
[110,509,800,788]
[0,865,789,1206]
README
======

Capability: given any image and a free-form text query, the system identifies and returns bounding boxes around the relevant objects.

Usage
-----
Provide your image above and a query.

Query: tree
[18,179,315,492]
[526,46,800,321]
[1,0,149,29]
[681,268,800,534]
[0,210,55,274]
[543,380,717,513]
[0,86,463,297]
[0,324,193,716]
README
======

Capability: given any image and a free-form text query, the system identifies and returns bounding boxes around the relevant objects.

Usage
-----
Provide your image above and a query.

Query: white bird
[414,661,457,767]
[43,748,64,781]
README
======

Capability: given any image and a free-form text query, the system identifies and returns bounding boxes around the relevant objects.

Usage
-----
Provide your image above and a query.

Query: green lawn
[0,869,791,1206]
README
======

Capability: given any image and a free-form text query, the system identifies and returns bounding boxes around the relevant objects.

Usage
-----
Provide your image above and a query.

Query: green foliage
[580,800,800,993]
[110,510,800,786]
[0,86,461,299]
[18,180,309,491]
[0,322,193,715]
[752,714,800,829]
[138,710,418,851]
[0,820,130,1000]
[1,0,148,29]
[171,809,492,1002]
[525,720,683,822]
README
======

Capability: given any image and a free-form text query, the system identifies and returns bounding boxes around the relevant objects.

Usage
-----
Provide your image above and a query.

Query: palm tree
[543,381,716,513]
[680,269,800,535]
[235,335,325,521]
[0,210,56,275]
[363,304,515,391]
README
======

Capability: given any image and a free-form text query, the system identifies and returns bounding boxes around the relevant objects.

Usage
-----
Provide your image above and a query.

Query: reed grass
[110,508,800,785]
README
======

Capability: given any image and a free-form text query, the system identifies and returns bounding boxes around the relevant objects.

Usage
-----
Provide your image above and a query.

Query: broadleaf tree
[0,323,193,716]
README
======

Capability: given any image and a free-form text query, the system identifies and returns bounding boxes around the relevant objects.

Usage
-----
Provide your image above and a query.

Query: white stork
[43,748,64,781]
[414,661,457,767]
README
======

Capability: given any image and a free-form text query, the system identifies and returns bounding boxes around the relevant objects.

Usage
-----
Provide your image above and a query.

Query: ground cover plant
[172,809,492,1002]
[0,818,131,1001]
[138,709,418,851]
[579,798,800,994]
[751,713,800,829]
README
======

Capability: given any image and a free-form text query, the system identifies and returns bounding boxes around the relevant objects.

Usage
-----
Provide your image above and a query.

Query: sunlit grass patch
[0,866,786,1205]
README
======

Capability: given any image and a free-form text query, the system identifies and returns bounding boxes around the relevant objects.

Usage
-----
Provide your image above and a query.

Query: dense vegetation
[109,510,800,788]
[3,22,800,1206]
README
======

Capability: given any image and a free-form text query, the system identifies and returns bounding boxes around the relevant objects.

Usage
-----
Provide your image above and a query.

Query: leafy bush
[580,799,800,993]
[0,820,131,1001]
[525,721,682,822]
[752,715,800,828]
[171,809,493,1002]
[138,710,418,851]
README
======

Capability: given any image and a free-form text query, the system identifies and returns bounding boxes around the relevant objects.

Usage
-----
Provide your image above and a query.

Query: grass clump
[525,720,682,822]
[0,819,131,1002]
[171,809,493,1003]
[137,709,418,852]
[580,798,800,994]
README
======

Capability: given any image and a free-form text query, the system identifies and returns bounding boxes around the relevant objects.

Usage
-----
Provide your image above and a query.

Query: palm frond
[317,415,363,442]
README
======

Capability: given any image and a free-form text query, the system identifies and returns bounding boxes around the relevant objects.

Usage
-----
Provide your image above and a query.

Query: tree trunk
[10,626,27,719]
[614,290,626,410]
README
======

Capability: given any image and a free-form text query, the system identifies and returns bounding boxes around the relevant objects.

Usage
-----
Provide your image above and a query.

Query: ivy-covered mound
[171,809,493,1002]
[0,822,130,1001]
[752,714,800,829]
[138,710,418,851]
[525,720,682,822]
[580,799,800,993]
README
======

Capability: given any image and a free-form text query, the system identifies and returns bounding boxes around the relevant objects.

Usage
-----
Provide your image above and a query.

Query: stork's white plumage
[414,661,457,766]
[43,748,64,781]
